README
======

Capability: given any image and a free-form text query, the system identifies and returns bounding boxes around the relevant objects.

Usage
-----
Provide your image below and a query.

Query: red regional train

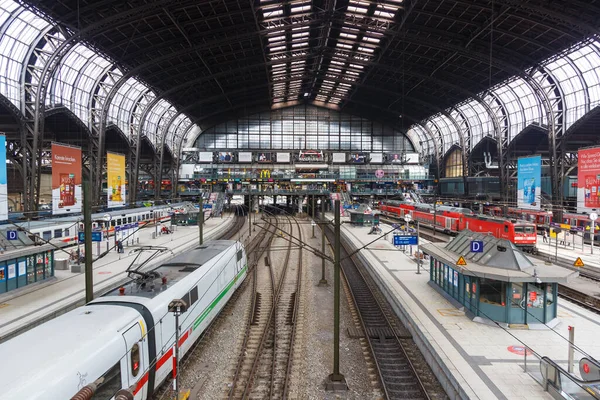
[379,200,538,252]
[484,206,600,234]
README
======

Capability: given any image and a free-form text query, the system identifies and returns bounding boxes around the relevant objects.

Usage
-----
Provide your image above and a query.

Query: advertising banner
[217,152,234,162]
[347,153,368,163]
[107,152,126,208]
[51,143,82,215]
[517,155,541,210]
[298,150,323,162]
[257,152,273,163]
[577,146,600,213]
[0,135,6,220]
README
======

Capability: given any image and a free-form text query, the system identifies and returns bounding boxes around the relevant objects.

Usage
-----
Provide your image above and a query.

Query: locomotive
[379,200,538,251]
[0,240,247,400]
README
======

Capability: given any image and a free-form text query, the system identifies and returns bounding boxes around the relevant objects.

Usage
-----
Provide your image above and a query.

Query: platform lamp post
[198,196,203,246]
[168,299,188,400]
[554,227,561,262]
[312,195,316,238]
[589,211,597,255]
[319,199,328,286]
[326,199,347,390]
[83,181,93,303]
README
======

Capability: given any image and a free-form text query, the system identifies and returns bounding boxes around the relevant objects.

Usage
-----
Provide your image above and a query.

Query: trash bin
[55,258,68,270]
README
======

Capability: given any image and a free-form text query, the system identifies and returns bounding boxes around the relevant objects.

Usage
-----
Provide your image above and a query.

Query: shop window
[479,279,506,307]
[131,344,140,377]
[91,362,121,400]
[545,283,555,322]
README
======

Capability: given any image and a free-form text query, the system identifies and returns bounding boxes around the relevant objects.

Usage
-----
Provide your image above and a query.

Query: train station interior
[1,1,600,399]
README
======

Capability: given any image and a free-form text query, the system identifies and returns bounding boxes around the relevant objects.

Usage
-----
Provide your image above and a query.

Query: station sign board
[393,235,418,246]
[78,231,103,242]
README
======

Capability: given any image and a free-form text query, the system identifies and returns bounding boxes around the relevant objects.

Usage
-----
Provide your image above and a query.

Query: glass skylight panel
[269,45,286,53]
[347,5,368,14]
[262,7,283,18]
[291,5,311,13]
[357,47,375,54]
[340,33,358,40]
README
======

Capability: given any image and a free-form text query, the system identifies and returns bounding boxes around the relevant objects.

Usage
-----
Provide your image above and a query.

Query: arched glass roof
[412,40,600,159]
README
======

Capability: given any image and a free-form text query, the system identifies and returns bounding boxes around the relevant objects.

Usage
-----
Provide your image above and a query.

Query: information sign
[6,230,17,240]
[393,235,418,246]
[78,231,103,243]
[470,241,484,253]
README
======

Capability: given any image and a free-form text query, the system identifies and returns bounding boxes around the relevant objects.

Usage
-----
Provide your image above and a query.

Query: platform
[0,214,238,343]
[332,214,600,400]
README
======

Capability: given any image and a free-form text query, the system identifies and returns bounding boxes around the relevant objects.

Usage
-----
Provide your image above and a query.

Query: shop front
[423,230,576,328]
[0,246,56,295]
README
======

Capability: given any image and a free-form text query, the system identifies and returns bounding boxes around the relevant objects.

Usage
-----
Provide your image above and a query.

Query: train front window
[514,226,524,233]
[515,226,535,234]
[91,362,121,400]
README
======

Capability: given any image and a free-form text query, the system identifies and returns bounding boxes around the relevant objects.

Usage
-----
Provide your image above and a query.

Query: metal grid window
[0,4,49,108]
[195,105,413,152]
[142,99,172,144]
[48,44,112,124]
[107,77,149,137]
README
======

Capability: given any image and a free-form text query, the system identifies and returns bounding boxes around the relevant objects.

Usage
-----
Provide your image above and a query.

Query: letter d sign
[470,240,483,253]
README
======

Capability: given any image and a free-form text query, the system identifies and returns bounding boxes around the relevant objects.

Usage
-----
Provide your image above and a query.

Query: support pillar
[325,200,347,390]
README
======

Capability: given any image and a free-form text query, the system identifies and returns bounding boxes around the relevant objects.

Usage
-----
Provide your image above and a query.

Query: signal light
[568,325,573,331]
[583,363,590,374]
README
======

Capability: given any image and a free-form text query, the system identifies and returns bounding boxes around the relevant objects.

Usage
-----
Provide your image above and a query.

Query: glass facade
[195,105,415,152]
[430,257,558,324]
[444,148,463,178]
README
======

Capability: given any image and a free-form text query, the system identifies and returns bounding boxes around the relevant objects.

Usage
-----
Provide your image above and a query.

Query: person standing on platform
[542,230,548,243]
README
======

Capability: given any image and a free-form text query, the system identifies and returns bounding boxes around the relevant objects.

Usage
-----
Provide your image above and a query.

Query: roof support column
[526,68,564,220]
[22,28,71,211]
[90,67,121,206]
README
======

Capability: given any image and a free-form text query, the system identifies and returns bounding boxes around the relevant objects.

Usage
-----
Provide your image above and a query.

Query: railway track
[152,213,279,400]
[322,220,432,400]
[228,215,303,399]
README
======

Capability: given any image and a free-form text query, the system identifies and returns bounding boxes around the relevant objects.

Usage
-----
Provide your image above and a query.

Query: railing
[184,172,434,181]
[524,346,600,399]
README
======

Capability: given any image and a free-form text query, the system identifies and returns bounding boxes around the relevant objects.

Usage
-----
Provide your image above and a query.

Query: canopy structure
[2,0,600,208]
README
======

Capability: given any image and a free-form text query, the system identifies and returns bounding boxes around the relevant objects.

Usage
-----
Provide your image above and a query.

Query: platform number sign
[470,240,483,253]
[6,230,17,240]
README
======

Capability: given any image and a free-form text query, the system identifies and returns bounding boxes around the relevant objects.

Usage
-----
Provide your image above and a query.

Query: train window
[525,227,535,233]
[237,250,243,262]
[182,292,191,308]
[190,286,198,305]
[131,343,140,377]
[42,231,52,241]
[514,226,524,233]
[91,362,121,400]
[64,228,70,237]
[54,229,62,238]
[111,220,116,227]
[128,217,132,223]
[504,225,508,233]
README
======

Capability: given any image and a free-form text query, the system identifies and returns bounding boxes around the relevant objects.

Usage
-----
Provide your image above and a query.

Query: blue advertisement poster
[517,155,541,210]
[0,135,6,220]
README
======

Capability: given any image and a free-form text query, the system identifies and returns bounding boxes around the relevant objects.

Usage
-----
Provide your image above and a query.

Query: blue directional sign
[393,235,418,246]
[470,240,484,253]
[78,231,103,243]
[6,230,17,240]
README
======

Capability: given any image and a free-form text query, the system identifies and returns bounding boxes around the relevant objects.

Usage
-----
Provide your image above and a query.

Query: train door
[445,218,453,231]
[122,322,146,399]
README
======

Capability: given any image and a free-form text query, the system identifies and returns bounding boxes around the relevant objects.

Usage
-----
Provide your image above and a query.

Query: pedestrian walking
[542,230,548,243]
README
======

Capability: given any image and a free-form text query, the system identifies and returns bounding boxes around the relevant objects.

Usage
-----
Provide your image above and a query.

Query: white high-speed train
[0,240,247,400]
[0,203,187,245]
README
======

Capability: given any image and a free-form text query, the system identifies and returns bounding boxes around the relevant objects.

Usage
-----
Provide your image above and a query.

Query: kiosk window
[131,344,140,376]
[91,362,121,400]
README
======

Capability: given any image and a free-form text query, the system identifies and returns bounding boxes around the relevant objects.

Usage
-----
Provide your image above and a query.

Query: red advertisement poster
[577,146,600,212]
[52,143,82,215]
